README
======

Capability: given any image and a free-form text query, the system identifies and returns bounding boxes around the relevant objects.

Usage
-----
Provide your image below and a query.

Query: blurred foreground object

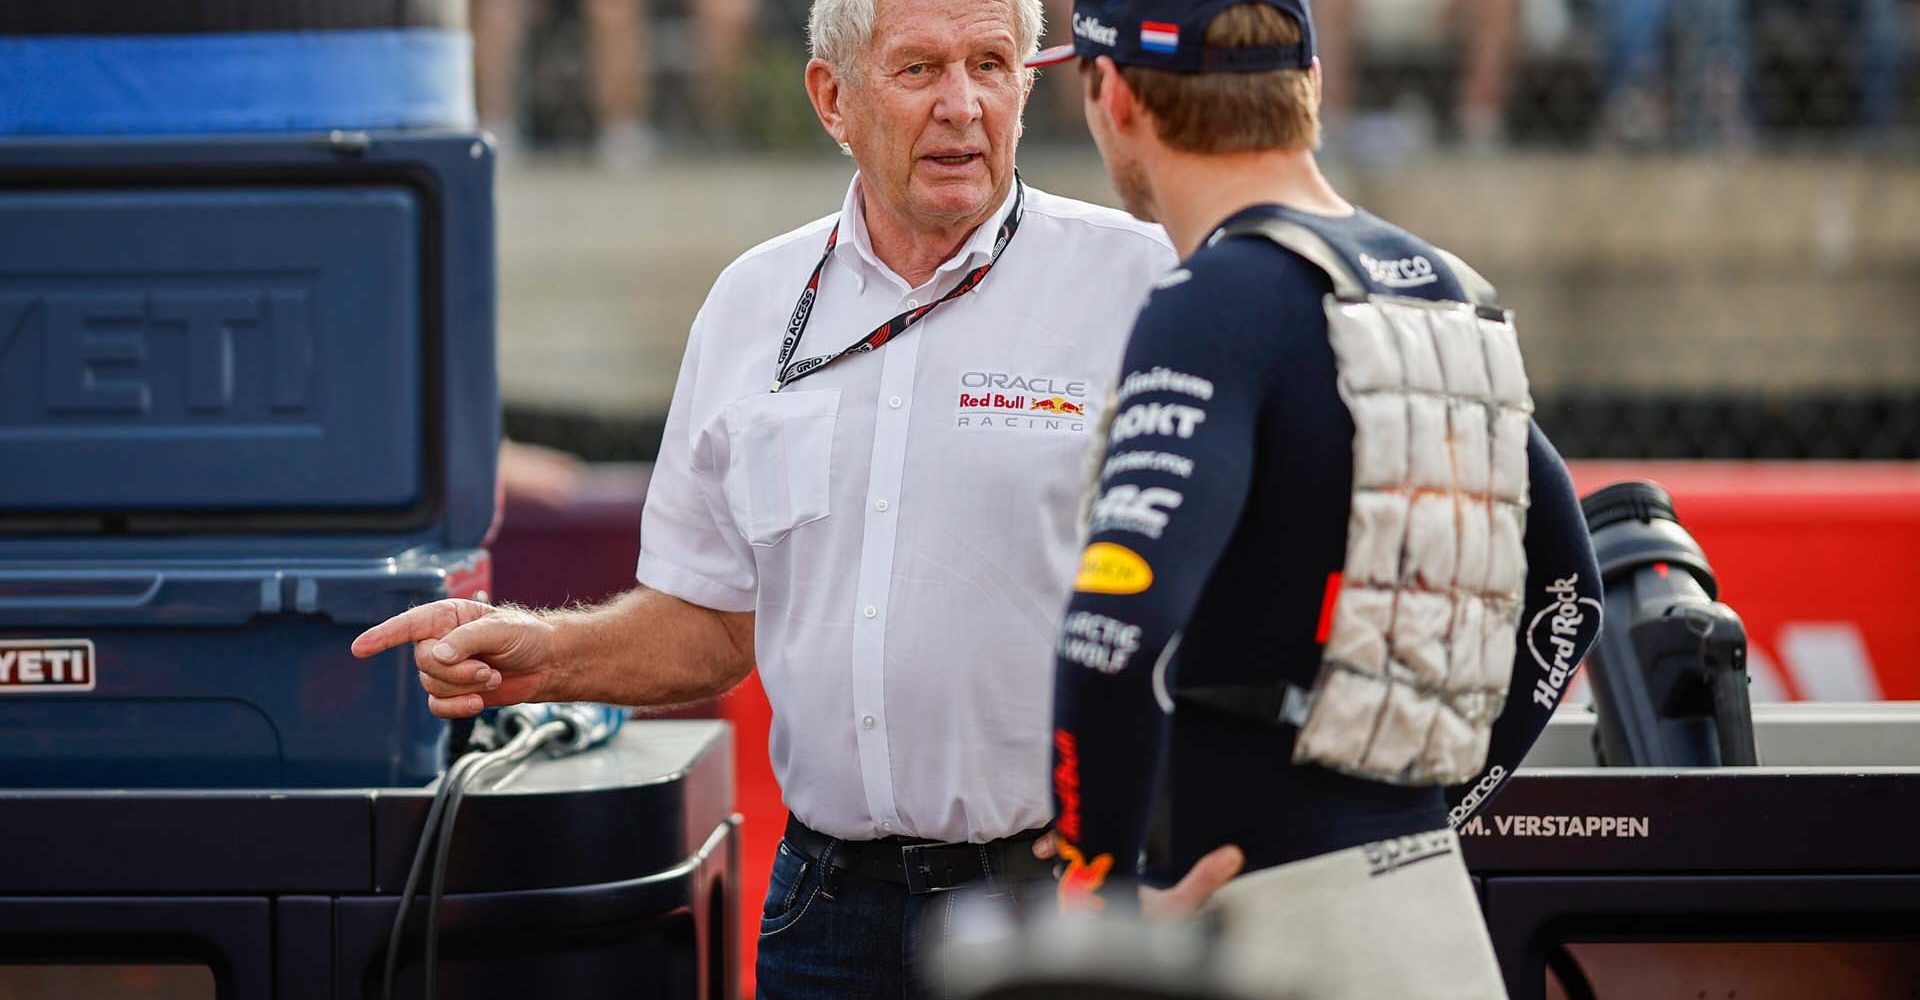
[930,890,1248,1000]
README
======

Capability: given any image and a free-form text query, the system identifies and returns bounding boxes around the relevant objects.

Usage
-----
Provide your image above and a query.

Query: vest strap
[1433,247,1504,314]
[1216,216,1369,302]
[1219,216,1505,313]
[1174,682,1310,728]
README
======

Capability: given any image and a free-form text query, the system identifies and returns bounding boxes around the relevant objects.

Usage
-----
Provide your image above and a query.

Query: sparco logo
[1527,576,1601,708]
[1447,764,1505,829]
[1359,253,1439,289]
[1072,12,1118,45]
[0,639,96,693]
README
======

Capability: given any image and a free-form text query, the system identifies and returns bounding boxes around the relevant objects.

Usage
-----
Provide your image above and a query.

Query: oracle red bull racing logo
[955,370,1091,433]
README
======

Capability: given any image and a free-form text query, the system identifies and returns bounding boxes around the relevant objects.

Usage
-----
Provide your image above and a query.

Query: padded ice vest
[1184,214,1536,787]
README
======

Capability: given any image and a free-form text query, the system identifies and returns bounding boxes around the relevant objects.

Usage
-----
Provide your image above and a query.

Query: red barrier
[1566,462,1920,702]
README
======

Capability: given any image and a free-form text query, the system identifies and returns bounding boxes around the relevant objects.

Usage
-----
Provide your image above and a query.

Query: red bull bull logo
[1056,842,1113,910]
[1031,396,1087,416]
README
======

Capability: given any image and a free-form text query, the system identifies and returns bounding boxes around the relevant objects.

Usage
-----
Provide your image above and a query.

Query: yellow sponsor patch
[1074,542,1153,594]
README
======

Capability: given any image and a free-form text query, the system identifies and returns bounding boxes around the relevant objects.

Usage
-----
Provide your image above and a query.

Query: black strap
[1174,681,1311,729]
[772,176,1025,393]
[782,815,1052,893]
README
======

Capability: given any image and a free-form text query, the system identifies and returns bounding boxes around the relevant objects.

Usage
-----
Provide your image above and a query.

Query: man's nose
[931,62,984,128]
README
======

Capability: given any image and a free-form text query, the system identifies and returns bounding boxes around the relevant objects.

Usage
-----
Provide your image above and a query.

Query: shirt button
[906,298,920,308]
[889,396,903,409]
[881,821,895,833]
[863,605,878,619]
[861,715,876,730]
[874,499,889,512]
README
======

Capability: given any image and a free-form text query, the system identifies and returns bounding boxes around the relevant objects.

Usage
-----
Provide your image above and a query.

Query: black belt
[783,815,1055,894]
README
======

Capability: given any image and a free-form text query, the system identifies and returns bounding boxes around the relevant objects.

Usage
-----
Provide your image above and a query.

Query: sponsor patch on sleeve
[1074,542,1154,594]
[1056,841,1115,910]
[1088,484,1184,539]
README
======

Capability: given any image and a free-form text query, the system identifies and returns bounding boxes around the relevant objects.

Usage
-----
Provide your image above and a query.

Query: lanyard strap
[772,177,1026,392]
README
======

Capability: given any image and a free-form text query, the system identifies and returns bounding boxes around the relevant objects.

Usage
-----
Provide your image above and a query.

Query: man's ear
[1096,55,1142,135]
[806,58,850,148]
[1308,55,1323,111]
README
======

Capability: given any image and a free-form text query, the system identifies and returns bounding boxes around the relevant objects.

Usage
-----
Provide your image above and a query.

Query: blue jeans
[754,836,1044,1000]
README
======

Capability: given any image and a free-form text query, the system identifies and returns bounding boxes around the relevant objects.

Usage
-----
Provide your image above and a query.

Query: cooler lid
[0,186,423,514]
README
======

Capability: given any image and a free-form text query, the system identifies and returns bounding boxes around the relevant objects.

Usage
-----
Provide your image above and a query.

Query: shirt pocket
[718,388,840,547]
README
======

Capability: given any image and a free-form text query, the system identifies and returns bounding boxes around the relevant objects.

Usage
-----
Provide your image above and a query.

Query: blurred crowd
[473,0,1919,162]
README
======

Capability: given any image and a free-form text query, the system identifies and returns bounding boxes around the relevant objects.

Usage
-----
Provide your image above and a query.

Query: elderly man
[352,0,1180,994]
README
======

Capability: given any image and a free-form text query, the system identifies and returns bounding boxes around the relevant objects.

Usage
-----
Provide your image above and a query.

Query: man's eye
[978,60,1000,72]
[904,63,930,75]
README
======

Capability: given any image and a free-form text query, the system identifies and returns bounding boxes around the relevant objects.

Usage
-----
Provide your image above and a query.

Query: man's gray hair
[809,0,1044,72]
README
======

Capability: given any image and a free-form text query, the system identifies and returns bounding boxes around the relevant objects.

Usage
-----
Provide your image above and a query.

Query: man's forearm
[538,587,755,707]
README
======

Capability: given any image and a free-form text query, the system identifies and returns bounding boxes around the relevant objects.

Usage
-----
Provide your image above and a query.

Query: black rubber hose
[382,749,487,1000]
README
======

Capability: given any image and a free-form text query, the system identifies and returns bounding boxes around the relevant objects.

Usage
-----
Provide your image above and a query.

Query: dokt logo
[1031,396,1087,417]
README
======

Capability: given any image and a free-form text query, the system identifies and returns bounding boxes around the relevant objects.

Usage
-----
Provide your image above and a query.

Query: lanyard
[772,177,1025,392]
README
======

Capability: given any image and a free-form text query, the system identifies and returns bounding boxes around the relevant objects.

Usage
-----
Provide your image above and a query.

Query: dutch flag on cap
[1140,20,1180,53]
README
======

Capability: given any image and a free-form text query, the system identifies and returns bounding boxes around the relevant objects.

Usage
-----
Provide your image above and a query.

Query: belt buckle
[901,841,976,895]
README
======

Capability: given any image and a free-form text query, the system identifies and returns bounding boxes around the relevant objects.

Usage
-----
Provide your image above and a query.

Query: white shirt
[636,176,1175,843]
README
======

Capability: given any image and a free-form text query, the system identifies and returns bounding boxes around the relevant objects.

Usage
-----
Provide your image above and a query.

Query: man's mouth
[923,151,982,167]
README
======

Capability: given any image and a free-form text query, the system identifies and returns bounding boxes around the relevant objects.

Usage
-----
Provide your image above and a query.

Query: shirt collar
[835,173,1020,292]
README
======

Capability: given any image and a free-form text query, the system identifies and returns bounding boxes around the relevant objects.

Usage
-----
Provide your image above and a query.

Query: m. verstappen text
[1457,814,1652,839]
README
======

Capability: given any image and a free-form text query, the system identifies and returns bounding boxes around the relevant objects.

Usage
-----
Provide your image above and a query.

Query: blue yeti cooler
[0,20,738,1000]
[0,68,496,785]
[0,552,486,788]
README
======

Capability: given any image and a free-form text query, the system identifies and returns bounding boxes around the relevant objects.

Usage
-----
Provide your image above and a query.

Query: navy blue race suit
[1050,203,1603,902]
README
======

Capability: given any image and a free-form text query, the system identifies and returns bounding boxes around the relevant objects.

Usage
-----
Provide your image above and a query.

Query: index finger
[350,599,485,659]
[1174,844,1243,899]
